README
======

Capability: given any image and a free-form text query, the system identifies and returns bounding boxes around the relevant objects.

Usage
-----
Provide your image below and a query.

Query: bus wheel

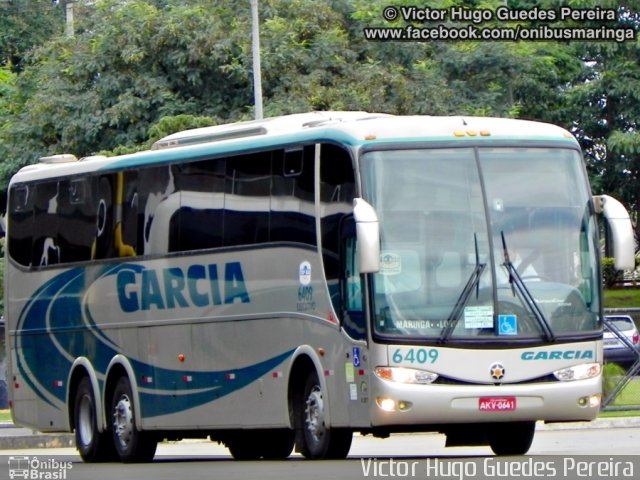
[294,371,352,459]
[487,421,535,456]
[74,377,116,462]
[110,376,157,462]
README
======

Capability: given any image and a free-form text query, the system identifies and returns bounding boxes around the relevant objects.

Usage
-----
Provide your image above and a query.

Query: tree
[0,0,254,186]
[0,0,64,71]
[561,1,640,242]
[0,0,638,242]
[0,65,17,118]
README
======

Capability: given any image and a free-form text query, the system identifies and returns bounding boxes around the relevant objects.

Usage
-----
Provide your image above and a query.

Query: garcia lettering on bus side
[117,261,250,312]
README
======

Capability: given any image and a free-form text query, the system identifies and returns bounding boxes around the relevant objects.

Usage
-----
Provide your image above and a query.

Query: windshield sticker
[380,252,402,275]
[498,314,518,335]
[464,306,493,329]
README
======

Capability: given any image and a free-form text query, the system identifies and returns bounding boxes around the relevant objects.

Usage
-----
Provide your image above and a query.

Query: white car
[603,315,640,368]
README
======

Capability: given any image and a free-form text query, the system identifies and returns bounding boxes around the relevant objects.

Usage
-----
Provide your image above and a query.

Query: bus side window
[8,185,33,267]
[32,181,60,267]
[271,146,317,246]
[57,177,95,263]
[119,171,139,256]
[318,142,364,339]
[168,159,224,253]
[224,152,271,247]
[93,176,115,259]
[91,173,137,259]
[342,222,366,340]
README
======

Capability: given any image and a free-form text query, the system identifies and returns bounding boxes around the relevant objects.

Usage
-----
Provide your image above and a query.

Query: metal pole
[65,1,75,37]
[250,0,263,120]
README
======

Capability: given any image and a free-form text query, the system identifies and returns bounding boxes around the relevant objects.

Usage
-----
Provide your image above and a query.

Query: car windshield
[362,147,600,343]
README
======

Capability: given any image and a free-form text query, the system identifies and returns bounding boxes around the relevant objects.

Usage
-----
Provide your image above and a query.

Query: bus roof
[10,112,579,184]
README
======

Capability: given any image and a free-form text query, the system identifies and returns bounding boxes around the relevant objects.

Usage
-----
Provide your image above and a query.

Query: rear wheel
[487,421,535,456]
[111,376,157,462]
[74,377,116,462]
[294,371,352,459]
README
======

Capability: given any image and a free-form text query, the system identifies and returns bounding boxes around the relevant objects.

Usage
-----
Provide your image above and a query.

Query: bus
[5,111,635,462]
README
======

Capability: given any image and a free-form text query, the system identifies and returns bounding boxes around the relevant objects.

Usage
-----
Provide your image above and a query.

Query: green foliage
[602,362,626,399]
[0,0,64,72]
[602,257,624,288]
[560,1,640,241]
[147,114,218,144]
[0,0,638,239]
[608,131,640,156]
[0,65,17,123]
[98,114,218,156]
[0,238,4,316]
[0,0,255,186]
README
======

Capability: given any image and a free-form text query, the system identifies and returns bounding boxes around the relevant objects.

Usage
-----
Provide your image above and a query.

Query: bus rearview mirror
[593,194,635,271]
[353,198,380,273]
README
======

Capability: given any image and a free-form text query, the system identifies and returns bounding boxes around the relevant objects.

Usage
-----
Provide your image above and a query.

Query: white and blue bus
[5,112,635,461]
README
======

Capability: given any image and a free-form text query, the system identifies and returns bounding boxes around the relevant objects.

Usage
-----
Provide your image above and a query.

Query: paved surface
[1,417,639,451]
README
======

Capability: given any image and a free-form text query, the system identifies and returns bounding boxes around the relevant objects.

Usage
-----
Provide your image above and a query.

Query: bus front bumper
[369,375,601,426]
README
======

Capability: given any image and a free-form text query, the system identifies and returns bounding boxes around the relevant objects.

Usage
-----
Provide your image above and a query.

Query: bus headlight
[553,363,601,381]
[374,366,438,384]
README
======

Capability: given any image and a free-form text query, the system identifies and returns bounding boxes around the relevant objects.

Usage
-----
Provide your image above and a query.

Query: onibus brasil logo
[8,456,73,480]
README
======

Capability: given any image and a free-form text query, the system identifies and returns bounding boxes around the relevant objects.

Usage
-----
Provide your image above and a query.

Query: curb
[0,423,74,450]
[0,432,74,450]
[536,416,640,431]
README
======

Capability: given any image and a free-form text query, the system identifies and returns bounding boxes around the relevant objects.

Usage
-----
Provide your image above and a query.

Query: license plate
[479,396,516,411]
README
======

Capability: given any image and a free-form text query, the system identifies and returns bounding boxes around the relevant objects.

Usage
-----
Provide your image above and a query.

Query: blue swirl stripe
[16,266,294,418]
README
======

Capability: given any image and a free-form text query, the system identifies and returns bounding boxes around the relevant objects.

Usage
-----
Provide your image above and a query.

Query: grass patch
[609,376,640,406]
[602,363,640,415]
[0,410,12,423]
[599,409,640,417]
[604,287,640,309]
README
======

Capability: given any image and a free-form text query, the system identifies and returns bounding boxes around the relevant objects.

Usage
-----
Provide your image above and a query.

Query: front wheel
[111,376,157,462]
[74,377,116,462]
[294,371,352,459]
[487,421,536,456]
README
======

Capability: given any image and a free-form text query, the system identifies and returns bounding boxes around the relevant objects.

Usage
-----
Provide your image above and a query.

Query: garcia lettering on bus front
[521,350,594,361]
[117,262,250,312]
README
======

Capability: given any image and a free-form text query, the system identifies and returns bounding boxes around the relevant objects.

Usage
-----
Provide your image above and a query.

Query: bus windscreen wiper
[439,234,486,344]
[500,232,555,342]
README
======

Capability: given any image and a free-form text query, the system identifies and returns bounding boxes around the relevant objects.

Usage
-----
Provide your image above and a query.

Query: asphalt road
[1,421,639,480]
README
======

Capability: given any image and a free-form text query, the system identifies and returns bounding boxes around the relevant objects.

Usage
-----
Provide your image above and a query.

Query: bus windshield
[362,147,600,343]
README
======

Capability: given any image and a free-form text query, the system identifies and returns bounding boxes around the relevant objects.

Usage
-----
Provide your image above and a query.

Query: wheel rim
[77,394,94,446]
[304,385,326,444]
[113,394,134,449]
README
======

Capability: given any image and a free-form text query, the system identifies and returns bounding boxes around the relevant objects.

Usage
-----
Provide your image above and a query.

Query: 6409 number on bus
[391,347,439,365]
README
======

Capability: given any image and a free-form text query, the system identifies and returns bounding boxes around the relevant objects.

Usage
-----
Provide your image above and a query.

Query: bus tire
[294,371,352,459]
[110,376,157,462]
[74,377,116,462]
[487,421,535,456]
